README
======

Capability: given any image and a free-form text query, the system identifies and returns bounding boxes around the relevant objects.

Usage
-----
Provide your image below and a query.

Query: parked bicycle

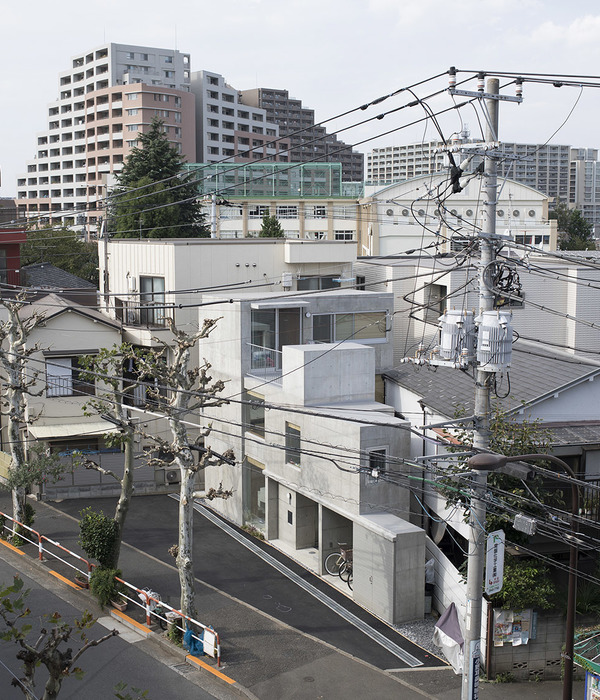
[324,543,353,589]
[139,588,168,630]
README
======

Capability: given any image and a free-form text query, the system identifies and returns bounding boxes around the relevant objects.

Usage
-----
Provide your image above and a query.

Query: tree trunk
[111,430,134,568]
[177,465,197,620]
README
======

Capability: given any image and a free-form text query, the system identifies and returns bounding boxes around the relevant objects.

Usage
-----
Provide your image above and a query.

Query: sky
[2,0,600,197]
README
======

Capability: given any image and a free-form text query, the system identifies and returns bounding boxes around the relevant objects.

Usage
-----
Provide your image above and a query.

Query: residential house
[199,289,424,624]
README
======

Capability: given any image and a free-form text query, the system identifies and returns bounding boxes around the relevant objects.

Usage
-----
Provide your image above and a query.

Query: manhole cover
[304,676,315,683]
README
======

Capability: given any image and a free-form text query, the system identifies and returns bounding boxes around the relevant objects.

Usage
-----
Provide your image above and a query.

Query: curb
[108,608,259,700]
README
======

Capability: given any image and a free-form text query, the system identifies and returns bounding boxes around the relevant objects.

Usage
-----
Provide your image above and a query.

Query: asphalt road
[0,555,228,700]
[51,494,442,671]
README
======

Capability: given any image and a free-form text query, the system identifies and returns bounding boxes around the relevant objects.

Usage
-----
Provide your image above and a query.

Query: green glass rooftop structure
[182,162,363,199]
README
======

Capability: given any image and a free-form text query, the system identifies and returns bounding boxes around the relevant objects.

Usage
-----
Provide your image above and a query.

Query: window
[243,391,265,438]
[126,93,138,100]
[127,124,139,131]
[313,312,386,342]
[251,308,302,364]
[276,205,298,219]
[127,108,138,116]
[297,276,340,291]
[140,276,166,325]
[334,231,355,241]
[248,205,270,219]
[46,356,95,397]
[285,423,301,466]
[367,448,387,482]
[306,205,327,219]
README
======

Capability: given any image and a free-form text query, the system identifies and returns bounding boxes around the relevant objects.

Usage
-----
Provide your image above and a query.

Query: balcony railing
[115,297,174,327]
[248,343,282,381]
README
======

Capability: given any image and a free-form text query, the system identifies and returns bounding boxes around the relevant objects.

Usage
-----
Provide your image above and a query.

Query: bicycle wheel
[347,569,353,590]
[339,562,350,582]
[325,552,343,575]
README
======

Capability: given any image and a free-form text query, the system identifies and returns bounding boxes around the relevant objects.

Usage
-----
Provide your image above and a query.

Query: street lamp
[467,452,579,700]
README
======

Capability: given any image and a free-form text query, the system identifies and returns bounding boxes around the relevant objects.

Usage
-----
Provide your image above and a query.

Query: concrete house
[198,289,425,624]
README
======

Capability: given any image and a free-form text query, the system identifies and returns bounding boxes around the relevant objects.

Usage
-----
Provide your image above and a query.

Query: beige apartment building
[16,43,196,231]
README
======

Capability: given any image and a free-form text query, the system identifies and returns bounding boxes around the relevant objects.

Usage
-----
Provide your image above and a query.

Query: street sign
[485,530,505,596]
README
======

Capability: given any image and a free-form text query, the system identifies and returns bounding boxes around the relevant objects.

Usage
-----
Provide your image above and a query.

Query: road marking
[97,616,144,643]
[193,501,423,668]
[49,570,80,589]
[0,540,25,555]
[186,654,235,683]
[110,608,151,635]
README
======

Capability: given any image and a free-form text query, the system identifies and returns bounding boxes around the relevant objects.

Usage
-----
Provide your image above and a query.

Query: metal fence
[0,511,221,665]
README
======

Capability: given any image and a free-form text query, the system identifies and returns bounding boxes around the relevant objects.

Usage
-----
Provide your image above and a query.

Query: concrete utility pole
[211,193,217,238]
[462,77,499,700]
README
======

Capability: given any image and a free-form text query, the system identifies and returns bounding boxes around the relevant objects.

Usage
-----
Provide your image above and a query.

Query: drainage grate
[172,663,193,676]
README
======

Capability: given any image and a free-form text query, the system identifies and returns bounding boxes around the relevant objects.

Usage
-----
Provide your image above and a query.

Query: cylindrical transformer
[475,310,513,372]
[438,309,475,364]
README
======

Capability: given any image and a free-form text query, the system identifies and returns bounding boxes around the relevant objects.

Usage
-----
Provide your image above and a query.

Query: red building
[0,228,26,287]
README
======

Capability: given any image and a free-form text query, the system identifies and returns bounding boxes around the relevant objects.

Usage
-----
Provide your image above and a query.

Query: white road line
[192,500,423,668]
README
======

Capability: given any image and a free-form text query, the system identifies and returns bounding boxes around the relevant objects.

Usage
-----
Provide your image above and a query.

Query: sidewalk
[0,492,586,700]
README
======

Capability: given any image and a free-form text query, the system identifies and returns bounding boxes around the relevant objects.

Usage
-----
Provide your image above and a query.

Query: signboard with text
[485,529,505,596]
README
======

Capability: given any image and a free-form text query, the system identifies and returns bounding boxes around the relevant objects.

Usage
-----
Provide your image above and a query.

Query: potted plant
[74,572,90,589]
[90,568,126,609]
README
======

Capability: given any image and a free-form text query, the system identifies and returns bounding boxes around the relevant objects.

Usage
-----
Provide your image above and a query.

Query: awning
[27,421,119,440]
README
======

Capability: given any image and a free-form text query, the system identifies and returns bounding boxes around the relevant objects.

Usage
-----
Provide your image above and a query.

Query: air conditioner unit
[165,469,180,484]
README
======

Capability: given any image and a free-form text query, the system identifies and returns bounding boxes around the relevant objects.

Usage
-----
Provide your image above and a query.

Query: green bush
[90,568,123,607]
[492,558,557,611]
[78,507,119,569]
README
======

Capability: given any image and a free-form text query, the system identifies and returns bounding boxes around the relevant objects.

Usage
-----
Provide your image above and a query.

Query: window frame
[285,422,301,466]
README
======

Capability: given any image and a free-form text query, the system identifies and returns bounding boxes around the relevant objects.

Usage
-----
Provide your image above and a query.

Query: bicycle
[324,543,352,578]
[339,557,353,590]
[139,588,169,630]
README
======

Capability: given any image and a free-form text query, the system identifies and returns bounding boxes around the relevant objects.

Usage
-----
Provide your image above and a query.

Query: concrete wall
[354,513,425,623]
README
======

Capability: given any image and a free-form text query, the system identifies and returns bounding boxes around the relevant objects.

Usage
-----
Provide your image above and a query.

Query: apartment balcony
[247,343,282,383]
[114,298,174,327]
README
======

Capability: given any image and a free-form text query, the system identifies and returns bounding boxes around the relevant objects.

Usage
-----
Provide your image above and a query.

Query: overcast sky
[2,0,599,197]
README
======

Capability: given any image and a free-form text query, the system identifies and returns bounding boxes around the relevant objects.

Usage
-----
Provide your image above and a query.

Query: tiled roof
[22,263,96,290]
[383,341,600,418]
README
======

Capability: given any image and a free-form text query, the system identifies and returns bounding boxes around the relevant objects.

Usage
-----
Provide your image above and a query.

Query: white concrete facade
[196,292,425,623]
[360,175,557,258]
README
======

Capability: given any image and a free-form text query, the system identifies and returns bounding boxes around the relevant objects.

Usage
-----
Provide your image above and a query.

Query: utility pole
[462,76,499,700]
[445,69,522,700]
[211,193,217,238]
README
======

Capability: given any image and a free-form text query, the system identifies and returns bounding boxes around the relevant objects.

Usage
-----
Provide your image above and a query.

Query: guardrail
[0,511,221,665]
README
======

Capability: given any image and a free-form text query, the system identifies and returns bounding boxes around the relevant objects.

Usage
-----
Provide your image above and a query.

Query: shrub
[90,568,123,607]
[79,507,119,569]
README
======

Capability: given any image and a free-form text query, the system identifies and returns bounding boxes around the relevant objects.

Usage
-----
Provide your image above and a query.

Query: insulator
[516,79,523,99]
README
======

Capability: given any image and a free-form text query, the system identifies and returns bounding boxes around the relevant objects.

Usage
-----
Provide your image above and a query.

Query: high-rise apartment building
[191,71,290,164]
[240,88,364,182]
[367,138,600,229]
[16,43,196,230]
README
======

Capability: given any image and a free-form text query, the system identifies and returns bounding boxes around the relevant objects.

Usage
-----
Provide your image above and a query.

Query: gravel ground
[394,614,444,656]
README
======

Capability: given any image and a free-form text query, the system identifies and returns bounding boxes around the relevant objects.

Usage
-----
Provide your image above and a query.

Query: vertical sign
[469,639,480,700]
[485,529,505,596]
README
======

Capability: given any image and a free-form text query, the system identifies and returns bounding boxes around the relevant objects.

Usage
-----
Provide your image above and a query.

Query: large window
[46,356,95,397]
[312,312,387,343]
[243,391,265,438]
[251,308,301,351]
[244,457,265,528]
[140,276,166,325]
[297,276,340,291]
[285,423,301,466]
